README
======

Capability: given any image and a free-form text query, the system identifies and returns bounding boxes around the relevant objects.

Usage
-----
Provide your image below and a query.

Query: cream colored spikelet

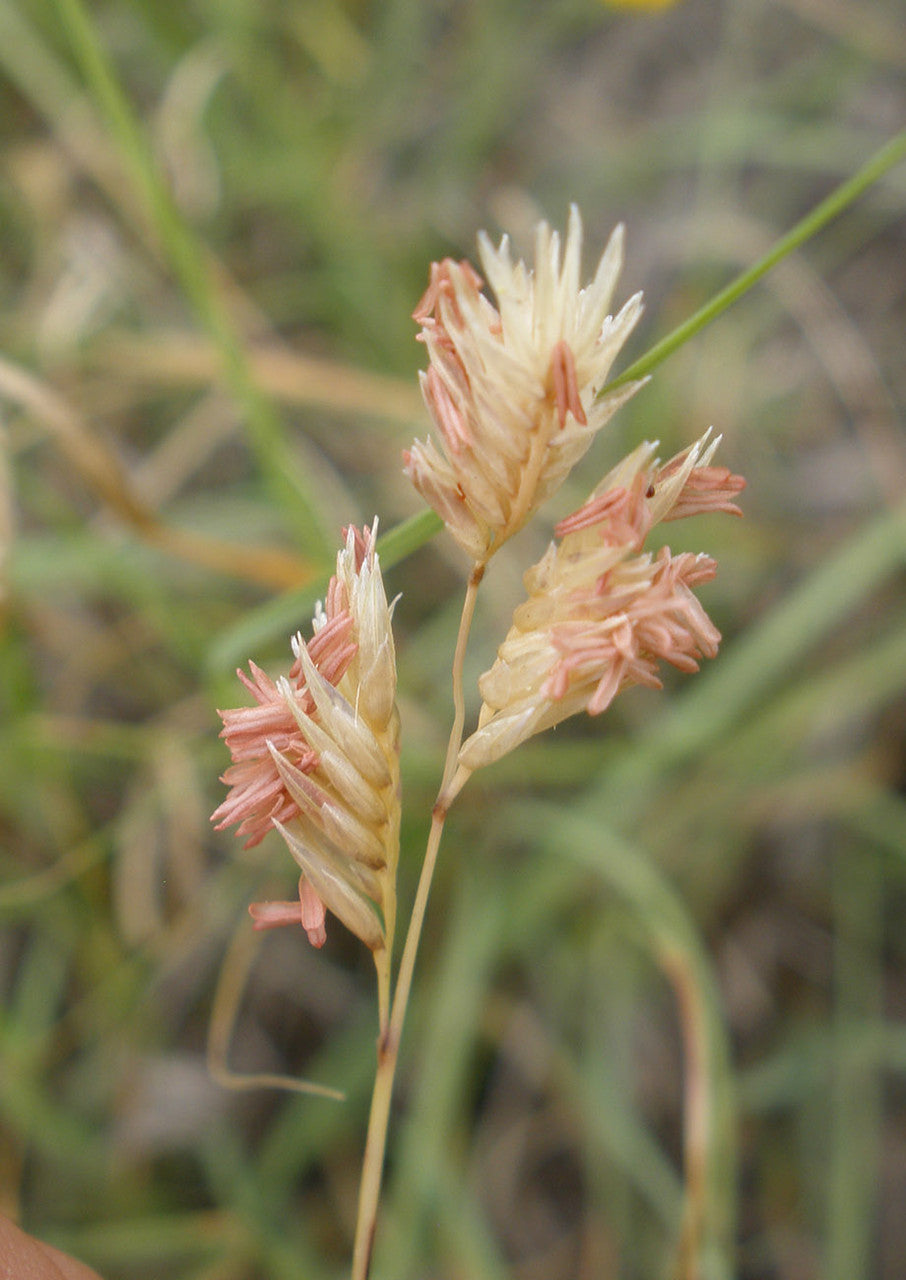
[459,433,745,772]
[405,206,646,564]
[213,523,400,954]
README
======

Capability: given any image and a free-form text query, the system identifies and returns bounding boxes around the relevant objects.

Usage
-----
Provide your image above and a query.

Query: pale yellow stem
[350,565,482,1279]
[373,944,392,1044]
[350,806,445,1280]
[441,564,483,792]
[349,1012,401,1280]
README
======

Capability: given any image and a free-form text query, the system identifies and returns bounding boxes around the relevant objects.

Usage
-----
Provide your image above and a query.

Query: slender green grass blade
[515,804,737,1280]
[46,0,334,557]
[604,130,906,391]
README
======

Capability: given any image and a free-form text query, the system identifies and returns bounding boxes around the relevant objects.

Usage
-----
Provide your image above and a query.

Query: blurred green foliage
[0,1,904,1278]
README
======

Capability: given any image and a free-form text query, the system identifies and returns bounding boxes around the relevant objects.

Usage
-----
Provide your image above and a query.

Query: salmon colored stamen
[549,340,587,428]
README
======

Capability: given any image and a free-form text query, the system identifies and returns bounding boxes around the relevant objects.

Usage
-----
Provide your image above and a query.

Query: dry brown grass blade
[207,916,346,1102]
[87,333,426,426]
[0,357,313,589]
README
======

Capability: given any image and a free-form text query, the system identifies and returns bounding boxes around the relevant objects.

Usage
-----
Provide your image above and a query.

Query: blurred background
[1,0,904,1277]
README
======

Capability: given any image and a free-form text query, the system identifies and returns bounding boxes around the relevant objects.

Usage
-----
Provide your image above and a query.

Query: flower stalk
[351,572,480,1279]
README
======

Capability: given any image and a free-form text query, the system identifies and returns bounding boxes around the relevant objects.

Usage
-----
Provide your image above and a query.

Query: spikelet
[405,205,645,564]
[212,523,400,952]
[459,433,745,770]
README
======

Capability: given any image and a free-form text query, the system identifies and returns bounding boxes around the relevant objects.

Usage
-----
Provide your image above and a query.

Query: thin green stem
[662,946,712,1280]
[603,129,906,393]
